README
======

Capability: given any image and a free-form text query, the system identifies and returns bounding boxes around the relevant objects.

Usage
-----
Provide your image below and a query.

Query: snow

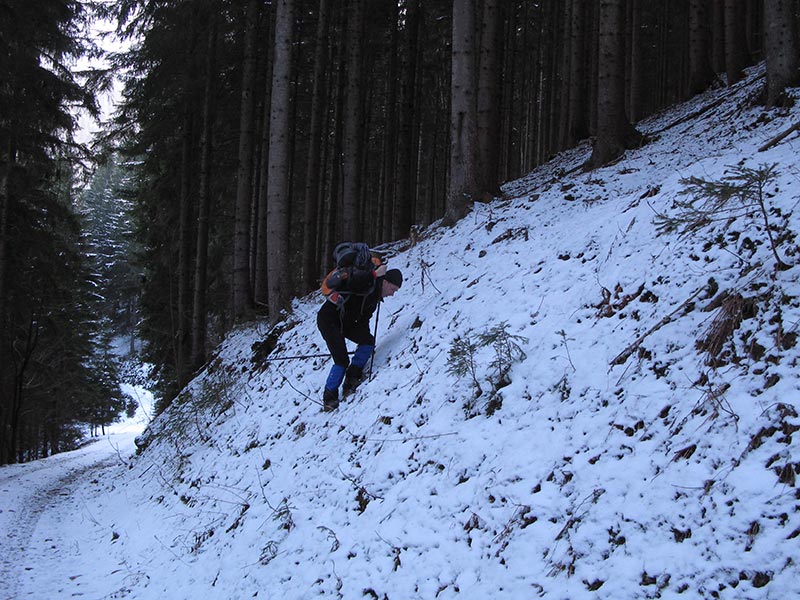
[0,372,154,600]
[3,66,800,600]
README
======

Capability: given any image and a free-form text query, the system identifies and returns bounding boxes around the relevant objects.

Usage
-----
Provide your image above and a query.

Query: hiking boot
[322,388,339,412]
[342,366,364,395]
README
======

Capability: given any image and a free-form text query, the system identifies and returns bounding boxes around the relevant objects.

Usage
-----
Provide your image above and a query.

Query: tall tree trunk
[499,5,517,180]
[177,13,199,388]
[249,105,262,296]
[711,0,726,73]
[177,107,195,388]
[585,0,642,170]
[444,0,478,226]
[557,1,573,151]
[588,2,600,136]
[254,6,275,309]
[302,0,330,291]
[546,1,563,157]
[342,0,364,240]
[381,0,400,242]
[0,140,9,461]
[725,0,748,84]
[233,0,259,321]
[10,316,38,464]
[477,0,502,198]
[393,0,420,241]
[266,0,294,322]
[191,16,217,370]
[764,0,799,107]
[533,5,547,166]
[566,0,589,142]
[0,140,9,353]
[320,11,346,270]
[689,0,715,95]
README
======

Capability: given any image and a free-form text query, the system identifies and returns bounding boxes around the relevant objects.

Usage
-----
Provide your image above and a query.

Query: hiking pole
[368,300,381,380]
[261,350,355,363]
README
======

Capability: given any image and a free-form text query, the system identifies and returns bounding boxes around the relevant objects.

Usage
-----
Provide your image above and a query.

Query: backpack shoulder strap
[321,268,347,297]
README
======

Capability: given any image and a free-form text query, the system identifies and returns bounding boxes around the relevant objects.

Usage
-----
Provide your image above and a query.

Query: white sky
[73,12,128,146]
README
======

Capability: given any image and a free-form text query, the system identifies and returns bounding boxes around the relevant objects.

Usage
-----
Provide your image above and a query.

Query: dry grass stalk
[696,293,745,360]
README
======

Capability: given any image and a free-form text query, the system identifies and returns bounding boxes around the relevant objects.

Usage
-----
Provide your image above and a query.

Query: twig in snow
[556,329,576,372]
[420,258,441,293]
[276,365,323,408]
[351,431,458,443]
[609,286,704,367]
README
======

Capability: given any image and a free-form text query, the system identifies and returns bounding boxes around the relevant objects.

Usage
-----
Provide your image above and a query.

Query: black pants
[317,301,375,368]
[317,301,376,392]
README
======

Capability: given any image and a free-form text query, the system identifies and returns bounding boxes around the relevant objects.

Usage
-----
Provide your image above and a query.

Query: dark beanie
[384,268,403,288]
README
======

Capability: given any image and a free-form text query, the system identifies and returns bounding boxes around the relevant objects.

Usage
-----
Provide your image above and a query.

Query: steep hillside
[92,68,800,599]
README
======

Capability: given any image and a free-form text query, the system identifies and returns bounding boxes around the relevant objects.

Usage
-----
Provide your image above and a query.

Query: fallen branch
[609,287,705,367]
[652,94,727,135]
[758,121,800,152]
[653,72,763,136]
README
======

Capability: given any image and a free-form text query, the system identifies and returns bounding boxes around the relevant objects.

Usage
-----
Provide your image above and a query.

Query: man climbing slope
[317,243,403,412]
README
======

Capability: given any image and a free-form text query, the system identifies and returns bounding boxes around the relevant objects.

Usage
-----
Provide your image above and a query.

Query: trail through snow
[1,381,151,600]
[1,432,138,599]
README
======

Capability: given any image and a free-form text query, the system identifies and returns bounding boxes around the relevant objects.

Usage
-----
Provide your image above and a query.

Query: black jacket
[319,273,384,331]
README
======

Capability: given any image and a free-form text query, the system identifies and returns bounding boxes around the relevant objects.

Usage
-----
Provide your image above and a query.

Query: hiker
[317,250,403,412]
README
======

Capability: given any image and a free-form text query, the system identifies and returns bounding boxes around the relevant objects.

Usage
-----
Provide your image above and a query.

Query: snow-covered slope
[27,67,800,599]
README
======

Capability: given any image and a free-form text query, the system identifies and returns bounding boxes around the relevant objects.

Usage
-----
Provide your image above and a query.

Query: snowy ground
[0,431,139,599]
[2,67,800,600]
[0,382,152,600]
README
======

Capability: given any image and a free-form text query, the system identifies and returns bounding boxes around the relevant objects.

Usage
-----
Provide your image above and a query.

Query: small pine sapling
[477,321,529,389]
[655,163,792,271]
[447,323,529,416]
[446,333,483,397]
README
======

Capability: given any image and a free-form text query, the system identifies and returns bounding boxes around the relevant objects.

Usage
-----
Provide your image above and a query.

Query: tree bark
[444,0,478,226]
[585,0,642,170]
[476,0,502,198]
[724,0,748,85]
[393,0,420,241]
[688,0,715,95]
[302,0,329,291]
[587,2,600,137]
[342,0,364,240]
[566,0,589,143]
[0,140,9,353]
[0,140,9,458]
[232,0,259,321]
[191,16,217,370]
[711,0,726,74]
[320,13,346,268]
[266,0,294,322]
[763,0,799,107]
[254,5,275,309]
[176,9,199,388]
[177,107,195,387]
[10,316,38,464]
[381,0,400,242]
[628,0,645,122]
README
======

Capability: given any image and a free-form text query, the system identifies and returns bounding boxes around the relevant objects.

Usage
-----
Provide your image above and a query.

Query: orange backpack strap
[321,268,348,298]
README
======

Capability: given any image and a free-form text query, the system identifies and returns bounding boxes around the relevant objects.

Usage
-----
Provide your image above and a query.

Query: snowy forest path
[0,433,137,599]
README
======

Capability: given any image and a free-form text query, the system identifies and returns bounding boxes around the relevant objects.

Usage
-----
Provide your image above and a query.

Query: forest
[1,0,798,464]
